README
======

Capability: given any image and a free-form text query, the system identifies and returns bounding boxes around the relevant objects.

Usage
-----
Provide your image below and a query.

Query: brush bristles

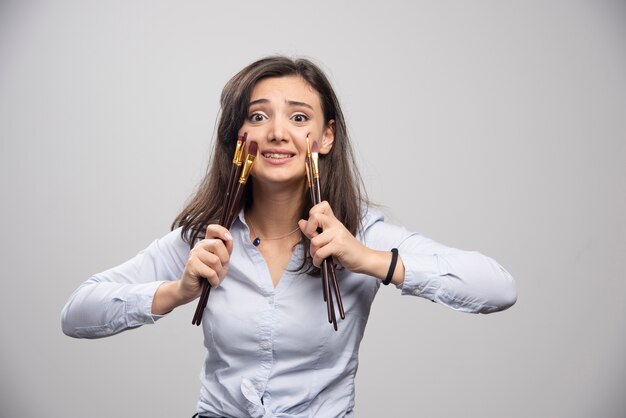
[247,140,258,156]
[311,140,319,154]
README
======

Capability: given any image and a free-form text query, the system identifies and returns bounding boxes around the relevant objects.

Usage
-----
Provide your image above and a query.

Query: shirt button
[260,341,271,351]
[255,382,263,391]
[453,303,460,309]
[412,289,421,296]
[267,296,274,304]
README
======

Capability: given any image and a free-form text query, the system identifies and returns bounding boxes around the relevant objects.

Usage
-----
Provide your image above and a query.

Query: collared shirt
[61,207,517,417]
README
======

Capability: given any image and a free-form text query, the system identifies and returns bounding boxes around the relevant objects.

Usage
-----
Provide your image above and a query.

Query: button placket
[253,288,276,401]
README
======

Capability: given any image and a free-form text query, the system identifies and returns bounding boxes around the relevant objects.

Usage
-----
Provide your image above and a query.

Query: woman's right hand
[179,225,233,300]
[152,225,233,315]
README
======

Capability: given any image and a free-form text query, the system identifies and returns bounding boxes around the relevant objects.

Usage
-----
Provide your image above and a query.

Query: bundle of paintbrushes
[192,134,258,325]
[305,136,345,331]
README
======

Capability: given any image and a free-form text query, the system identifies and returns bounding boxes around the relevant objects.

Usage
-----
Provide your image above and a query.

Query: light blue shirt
[61,207,517,417]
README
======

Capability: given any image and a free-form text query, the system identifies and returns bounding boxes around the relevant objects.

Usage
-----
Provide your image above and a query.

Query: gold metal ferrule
[311,152,320,179]
[233,139,244,165]
[305,161,312,188]
[238,154,256,184]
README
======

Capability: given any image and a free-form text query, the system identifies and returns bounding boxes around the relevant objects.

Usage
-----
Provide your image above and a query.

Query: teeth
[264,153,293,159]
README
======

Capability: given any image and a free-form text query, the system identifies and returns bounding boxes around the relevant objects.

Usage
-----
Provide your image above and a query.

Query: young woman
[61,56,517,418]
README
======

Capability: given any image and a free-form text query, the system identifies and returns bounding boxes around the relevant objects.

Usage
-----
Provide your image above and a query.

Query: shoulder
[359,205,385,229]
[147,227,191,260]
[358,205,405,247]
[358,205,433,252]
[155,227,189,247]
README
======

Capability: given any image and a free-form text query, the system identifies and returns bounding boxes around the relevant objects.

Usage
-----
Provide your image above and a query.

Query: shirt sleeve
[360,208,517,313]
[61,228,189,338]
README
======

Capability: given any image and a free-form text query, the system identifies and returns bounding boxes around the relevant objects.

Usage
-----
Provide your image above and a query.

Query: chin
[253,174,306,190]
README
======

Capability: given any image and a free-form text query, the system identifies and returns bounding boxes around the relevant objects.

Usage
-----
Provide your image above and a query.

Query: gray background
[1,0,624,417]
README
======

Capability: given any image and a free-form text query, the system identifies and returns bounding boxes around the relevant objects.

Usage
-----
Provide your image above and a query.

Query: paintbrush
[306,137,330,318]
[307,136,345,330]
[192,139,257,326]
[311,140,345,322]
[193,135,246,325]
[221,133,247,225]
[224,141,257,226]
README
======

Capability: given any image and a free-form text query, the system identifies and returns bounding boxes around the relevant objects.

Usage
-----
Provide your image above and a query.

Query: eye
[292,113,309,123]
[248,112,267,123]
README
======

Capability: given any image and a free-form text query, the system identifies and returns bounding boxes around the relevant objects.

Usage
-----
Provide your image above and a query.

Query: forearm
[61,230,189,338]
[399,250,517,313]
[151,280,197,315]
[360,209,516,313]
[357,248,406,286]
[61,279,165,338]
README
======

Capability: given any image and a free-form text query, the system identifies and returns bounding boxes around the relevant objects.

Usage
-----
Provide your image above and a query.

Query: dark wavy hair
[171,56,367,274]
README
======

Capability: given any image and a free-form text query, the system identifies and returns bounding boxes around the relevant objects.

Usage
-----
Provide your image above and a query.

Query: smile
[262,152,295,159]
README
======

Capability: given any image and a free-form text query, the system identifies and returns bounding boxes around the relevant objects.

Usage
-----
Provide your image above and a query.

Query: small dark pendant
[253,237,261,247]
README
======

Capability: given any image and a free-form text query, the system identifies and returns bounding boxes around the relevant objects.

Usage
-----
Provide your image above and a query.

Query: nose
[268,118,287,143]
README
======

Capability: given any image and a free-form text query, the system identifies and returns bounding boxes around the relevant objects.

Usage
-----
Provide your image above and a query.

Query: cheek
[294,124,326,149]
[293,136,308,153]
[239,123,263,138]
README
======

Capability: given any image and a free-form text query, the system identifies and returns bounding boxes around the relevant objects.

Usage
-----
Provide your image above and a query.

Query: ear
[319,120,335,155]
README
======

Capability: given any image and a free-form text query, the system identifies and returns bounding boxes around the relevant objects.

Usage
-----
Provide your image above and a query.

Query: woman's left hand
[298,201,369,273]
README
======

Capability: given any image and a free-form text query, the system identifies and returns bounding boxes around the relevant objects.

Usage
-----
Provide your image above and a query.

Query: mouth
[262,151,296,160]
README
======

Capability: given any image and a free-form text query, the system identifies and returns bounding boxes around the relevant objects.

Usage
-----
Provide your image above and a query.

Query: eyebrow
[248,98,314,110]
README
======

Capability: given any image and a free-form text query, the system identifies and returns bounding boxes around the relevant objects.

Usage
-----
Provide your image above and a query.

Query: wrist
[175,279,200,305]
[358,248,405,285]
[152,280,195,315]
[355,248,386,277]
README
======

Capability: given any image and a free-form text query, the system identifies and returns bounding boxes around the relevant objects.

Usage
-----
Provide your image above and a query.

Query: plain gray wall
[1,0,624,417]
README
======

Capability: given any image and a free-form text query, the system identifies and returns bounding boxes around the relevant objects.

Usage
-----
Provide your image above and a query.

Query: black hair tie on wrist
[383,248,399,285]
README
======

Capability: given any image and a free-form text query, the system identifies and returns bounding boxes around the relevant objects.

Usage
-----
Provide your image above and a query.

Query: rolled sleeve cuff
[124,281,168,326]
[397,254,442,300]
[397,253,501,313]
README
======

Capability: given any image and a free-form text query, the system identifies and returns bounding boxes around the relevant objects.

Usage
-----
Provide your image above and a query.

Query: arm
[60,229,189,338]
[300,203,517,314]
[61,225,233,338]
[364,214,517,313]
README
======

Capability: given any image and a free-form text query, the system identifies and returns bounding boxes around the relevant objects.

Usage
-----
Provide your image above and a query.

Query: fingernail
[225,232,233,241]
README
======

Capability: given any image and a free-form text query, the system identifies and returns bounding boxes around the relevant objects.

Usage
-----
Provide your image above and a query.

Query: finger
[191,262,221,287]
[309,201,334,218]
[301,215,320,239]
[185,249,220,280]
[310,231,332,254]
[310,231,339,265]
[194,248,225,272]
[310,242,338,268]
[205,224,233,242]
[189,250,229,286]
[298,219,311,239]
[206,224,234,255]
[298,218,326,240]
[193,239,231,268]
[304,212,335,238]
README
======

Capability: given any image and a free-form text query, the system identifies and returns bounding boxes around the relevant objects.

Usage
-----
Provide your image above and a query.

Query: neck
[246,180,306,236]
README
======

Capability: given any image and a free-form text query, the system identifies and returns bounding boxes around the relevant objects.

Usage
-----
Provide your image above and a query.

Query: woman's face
[240,75,334,189]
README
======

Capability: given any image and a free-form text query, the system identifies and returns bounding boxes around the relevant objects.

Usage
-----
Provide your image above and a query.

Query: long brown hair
[172,56,367,274]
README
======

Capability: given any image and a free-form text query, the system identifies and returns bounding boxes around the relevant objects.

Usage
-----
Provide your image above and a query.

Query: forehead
[250,76,322,109]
